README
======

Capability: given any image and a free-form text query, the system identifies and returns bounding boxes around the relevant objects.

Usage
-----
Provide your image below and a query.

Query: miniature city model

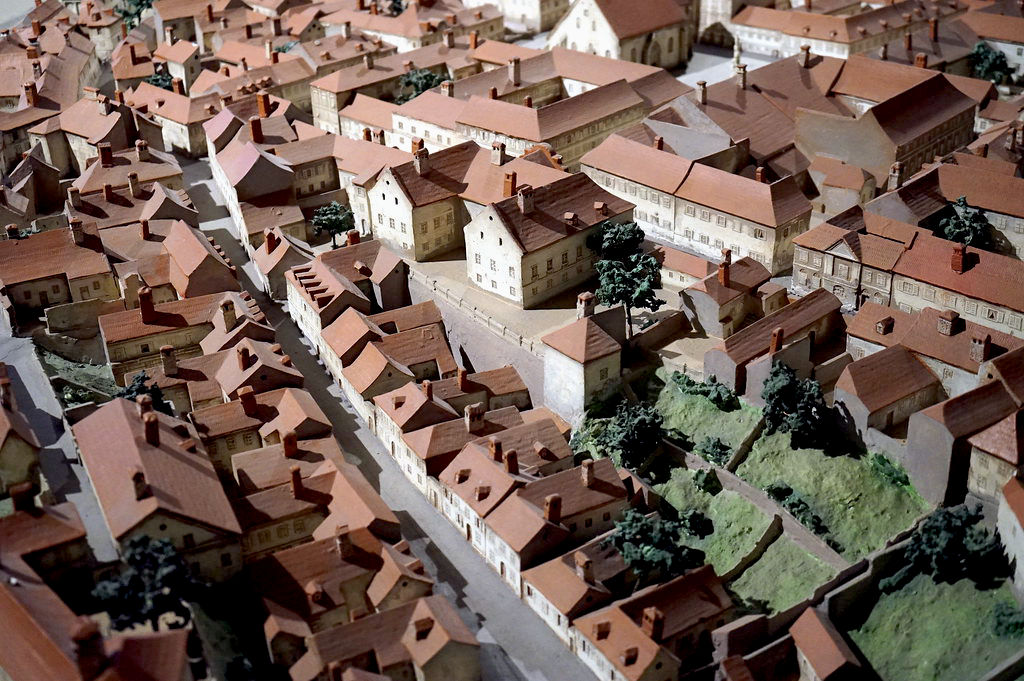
[1,0,1023,679]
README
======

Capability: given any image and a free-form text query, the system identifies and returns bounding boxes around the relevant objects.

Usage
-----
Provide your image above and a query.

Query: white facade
[543,346,620,426]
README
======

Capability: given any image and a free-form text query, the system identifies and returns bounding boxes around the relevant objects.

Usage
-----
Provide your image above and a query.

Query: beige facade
[125,512,242,582]
[105,324,211,386]
[968,448,1017,502]
[365,170,466,260]
[0,431,40,497]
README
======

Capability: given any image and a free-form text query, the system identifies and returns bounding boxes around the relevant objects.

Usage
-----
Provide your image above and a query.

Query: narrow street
[184,159,599,681]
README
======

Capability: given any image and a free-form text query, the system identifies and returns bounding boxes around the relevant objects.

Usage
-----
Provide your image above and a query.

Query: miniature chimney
[31,19,41,38]
[464,403,485,433]
[508,57,521,86]
[517,185,535,214]
[755,166,766,183]
[543,494,562,524]
[443,29,455,48]
[373,129,386,144]
[799,44,811,67]
[98,142,113,168]
[139,219,151,240]
[4,225,17,241]
[904,32,912,50]
[581,459,595,487]
[249,116,264,144]
[491,141,507,165]
[488,86,498,99]
[974,143,988,158]
[653,135,664,151]
[341,21,352,38]
[770,326,784,353]
[523,95,533,108]
[102,183,115,202]
[265,229,280,253]
[160,345,177,376]
[441,80,454,97]
[469,30,479,49]
[239,386,257,416]
[244,24,253,39]
[221,300,237,329]
[362,127,372,141]
[363,53,374,69]
[875,316,894,335]
[171,77,184,95]
[951,242,967,274]
[26,43,38,60]
[422,379,433,400]
[136,139,150,162]
[929,17,938,41]
[413,148,430,175]
[577,291,596,319]
[888,162,902,190]
[237,344,252,371]
[221,65,230,77]
[641,607,665,641]
[488,436,503,461]
[503,170,517,197]
[346,229,361,246]
[220,16,228,28]
[72,617,107,680]
[240,56,249,71]
[164,26,175,44]
[283,430,299,458]
[138,287,156,323]
[257,90,271,118]
[205,3,214,21]
[138,394,153,418]
[457,367,469,391]
[735,64,747,90]
[143,412,160,447]
[504,449,518,475]
[289,465,303,498]
[31,59,41,79]
[594,201,608,216]
[574,552,594,582]
[272,18,283,36]
[937,309,959,336]
[69,217,84,245]
[127,171,142,198]
[621,647,639,666]
[9,481,34,513]
[564,212,578,227]
[971,334,993,363]
[335,524,354,558]
[879,43,888,60]
[718,248,731,288]
[696,80,707,105]
[915,53,927,68]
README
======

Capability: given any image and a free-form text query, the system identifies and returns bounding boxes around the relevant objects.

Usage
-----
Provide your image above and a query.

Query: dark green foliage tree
[274,40,299,53]
[761,361,833,450]
[604,509,705,586]
[92,536,203,631]
[143,70,174,91]
[680,509,714,538]
[589,221,663,338]
[993,602,1024,638]
[937,196,992,250]
[880,505,1009,593]
[396,68,444,104]
[116,0,154,29]
[670,371,739,411]
[595,401,664,471]
[693,468,722,495]
[115,371,174,415]
[971,41,1013,84]
[311,201,355,248]
[869,453,910,487]
[765,483,830,537]
[388,0,405,15]
[695,436,732,467]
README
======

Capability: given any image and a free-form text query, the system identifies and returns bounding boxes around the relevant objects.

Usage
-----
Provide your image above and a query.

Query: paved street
[184,159,599,681]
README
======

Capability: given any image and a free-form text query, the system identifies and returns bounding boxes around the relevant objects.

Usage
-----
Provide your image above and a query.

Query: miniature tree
[596,400,664,471]
[115,371,174,415]
[604,509,705,587]
[92,536,204,631]
[590,221,664,338]
[970,41,1013,84]
[880,505,1008,593]
[387,0,405,15]
[993,602,1024,639]
[938,196,992,250]
[670,371,739,411]
[695,436,732,467]
[311,201,355,248]
[274,40,299,53]
[143,70,174,92]
[396,68,445,104]
[117,0,154,29]
[761,361,832,450]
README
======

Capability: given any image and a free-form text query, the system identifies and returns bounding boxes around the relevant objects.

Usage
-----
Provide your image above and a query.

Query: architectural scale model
[1,0,1023,679]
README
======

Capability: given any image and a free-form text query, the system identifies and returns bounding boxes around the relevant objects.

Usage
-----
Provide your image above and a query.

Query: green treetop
[396,68,445,104]
[971,41,1013,84]
[312,201,356,248]
[937,196,992,250]
[604,509,705,588]
[596,400,664,471]
[115,371,174,415]
[589,221,663,338]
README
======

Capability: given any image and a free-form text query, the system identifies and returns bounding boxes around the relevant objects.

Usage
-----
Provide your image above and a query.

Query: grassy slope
[736,432,930,560]
[849,575,1022,681]
[655,384,762,450]
[727,535,837,613]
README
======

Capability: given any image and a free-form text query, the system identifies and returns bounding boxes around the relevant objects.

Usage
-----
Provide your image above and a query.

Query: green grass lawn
[655,378,762,450]
[849,575,1022,681]
[727,534,838,614]
[735,432,930,560]
[37,347,117,398]
[657,468,775,580]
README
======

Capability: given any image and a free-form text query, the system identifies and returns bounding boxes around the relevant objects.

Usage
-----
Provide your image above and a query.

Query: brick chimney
[239,385,257,416]
[31,59,41,79]
[915,53,927,68]
[770,326,784,353]
[136,139,150,162]
[335,524,354,558]
[283,429,299,458]
[581,459,595,487]
[971,334,992,363]
[577,291,596,318]
[504,449,518,475]
[249,116,263,144]
[929,17,938,41]
[10,481,35,513]
[422,379,433,400]
[98,142,113,167]
[160,345,177,376]
[488,86,498,99]
[441,80,454,96]
[363,53,374,69]
[488,435,502,461]
[164,26,175,44]
[641,607,665,641]
[543,494,562,524]
[265,229,279,253]
[31,19,41,38]
[951,243,966,274]
[66,185,82,209]
[718,248,731,288]
[237,344,252,371]
[206,3,214,22]
[72,617,107,681]
[755,166,766,183]
[653,135,664,150]
[137,394,153,417]
[464,403,485,433]
[517,185,534,213]
[974,143,988,158]
[257,90,272,119]
[879,43,888,60]
[503,170,517,197]
[171,77,184,95]
[240,56,248,71]
[69,217,84,245]
[736,64,747,90]
[491,141,507,165]
[799,44,811,67]
[341,20,352,38]
[221,300,237,330]
[937,309,959,336]
[508,57,521,86]
[143,411,160,446]
[413,148,430,175]
[443,29,455,47]
[469,30,479,49]
[346,229,360,246]
[362,127,372,141]
[140,219,151,240]
[128,172,141,198]
[524,95,533,108]
[696,79,707,105]
[904,32,912,50]
[138,287,156,323]
[289,464,302,498]
[888,162,902,190]
[574,552,594,582]
[102,183,115,202]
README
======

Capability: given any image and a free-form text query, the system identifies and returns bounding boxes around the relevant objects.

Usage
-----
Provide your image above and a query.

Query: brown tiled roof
[542,316,621,363]
[716,288,841,365]
[789,609,861,678]
[231,435,340,495]
[968,410,1023,465]
[809,155,873,190]
[73,398,241,538]
[340,93,400,130]
[373,381,459,432]
[521,407,572,438]
[845,302,913,348]
[521,530,627,618]
[343,343,415,395]
[366,300,443,332]
[490,173,632,253]
[190,387,330,442]
[483,490,571,557]
[0,224,110,286]
[916,378,1017,438]
[310,38,475,94]
[590,0,688,38]
[431,366,529,403]
[886,308,1023,373]
[127,82,224,125]
[311,459,401,542]
[68,182,198,231]
[835,344,939,413]
[366,541,433,607]
[153,38,199,64]
[959,9,1024,42]
[403,406,524,469]
[162,220,240,298]
[688,257,771,306]
[98,291,231,344]
[373,323,458,376]
[438,440,530,518]
[675,164,810,228]
[322,307,384,367]
[232,468,336,529]
[517,458,626,519]
[72,146,182,195]
[793,222,908,271]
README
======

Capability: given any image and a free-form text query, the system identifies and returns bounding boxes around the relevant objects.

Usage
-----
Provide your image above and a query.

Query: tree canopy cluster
[115,371,174,416]
[588,221,663,339]
[595,400,664,472]
[671,371,739,411]
[937,196,993,251]
[395,69,445,104]
[971,42,1013,84]
[311,201,356,248]
[604,509,706,587]
[143,71,174,92]
[761,362,833,450]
